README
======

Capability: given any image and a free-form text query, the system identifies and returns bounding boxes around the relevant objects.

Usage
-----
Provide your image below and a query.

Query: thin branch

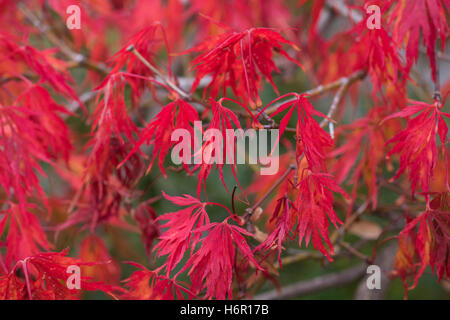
[66,90,97,113]
[254,263,366,300]
[276,251,322,269]
[433,49,441,103]
[339,241,371,263]
[330,199,370,245]
[319,75,352,137]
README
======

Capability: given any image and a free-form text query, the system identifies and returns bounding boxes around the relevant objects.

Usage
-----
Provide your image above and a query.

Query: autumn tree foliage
[0,0,449,300]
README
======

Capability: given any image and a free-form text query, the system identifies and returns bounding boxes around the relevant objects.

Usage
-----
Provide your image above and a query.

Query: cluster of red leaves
[179,221,262,300]
[136,192,261,299]
[299,0,449,295]
[252,93,346,261]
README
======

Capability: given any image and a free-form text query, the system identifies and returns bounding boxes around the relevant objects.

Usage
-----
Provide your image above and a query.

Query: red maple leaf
[54,135,144,238]
[0,34,83,109]
[330,107,392,211]
[255,194,294,266]
[179,220,263,300]
[195,98,253,197]
[0,204,51,268]
[382,100,449,196]
[91,73,139,170]
[0,106,53,212]
[184,27,301,106]
[395,196,449,291]
[393,215,418,297]
[16,85,73,161]
[79,235,121,285]
[154,191,237,279]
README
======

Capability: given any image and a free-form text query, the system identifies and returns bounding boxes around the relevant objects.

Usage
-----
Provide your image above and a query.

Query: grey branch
[254,264,366,300]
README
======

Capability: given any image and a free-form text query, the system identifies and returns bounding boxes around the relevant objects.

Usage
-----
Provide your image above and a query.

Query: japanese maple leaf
[382,101,449,196]
[257,93,333,172]
[16,85,73,161]
[87,74,146,215]
[0,106,52,213]
[133,203,160,259]
[130,0,185,50]
[397,201,449,290]
[91,73,139,171]
[184,27,301,107]
[294,171,347,261]
[119,99,199,177]
[389,0,449,82]
[0,250,115,300]
[316,7,405,103]
[195,98,253,197]
[329,107,391,211]
[179,221,263,300]
[0,86,73,214]
[79,235,121,285]
[357,26,407,101]
[0,204,51,268]
[255,194,294,266]
[108,23,173,104]
[122,262,195,300]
